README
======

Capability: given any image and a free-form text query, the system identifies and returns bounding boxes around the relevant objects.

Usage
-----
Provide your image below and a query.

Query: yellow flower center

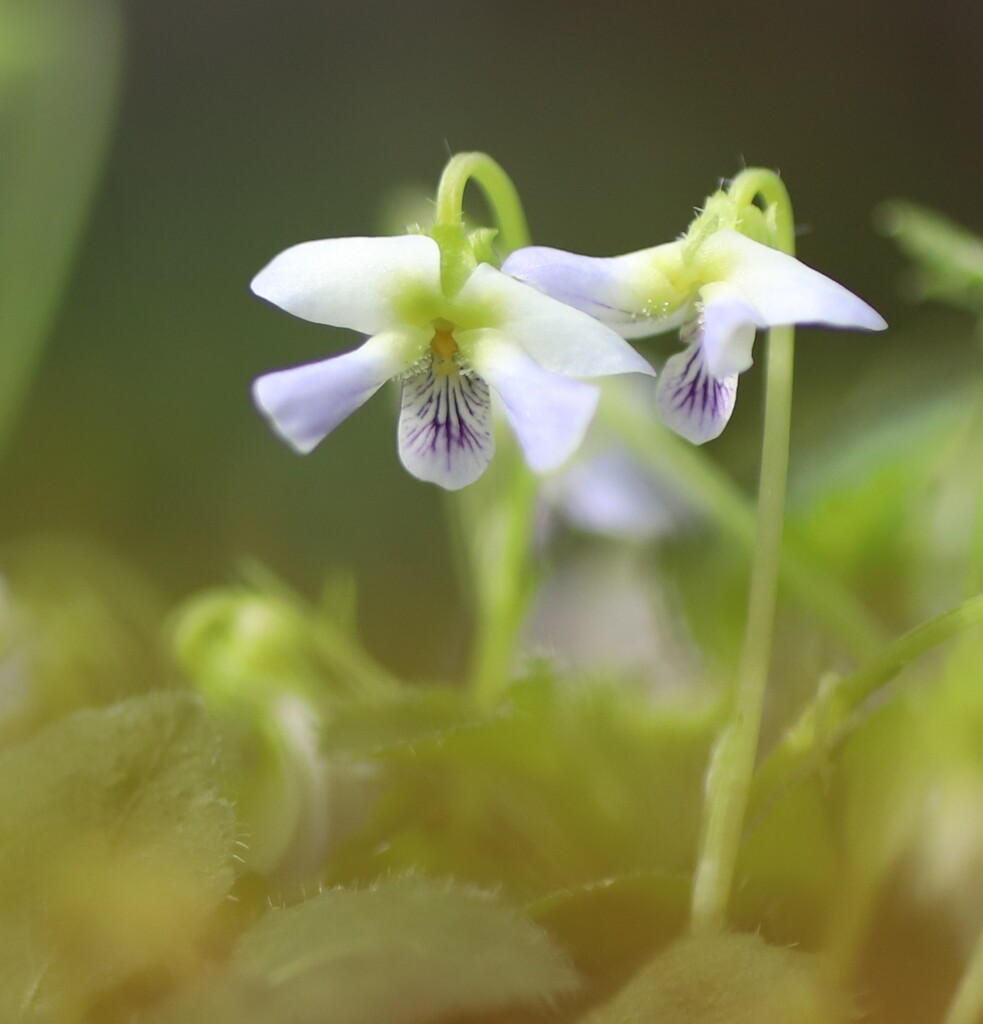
[430,327,460,377]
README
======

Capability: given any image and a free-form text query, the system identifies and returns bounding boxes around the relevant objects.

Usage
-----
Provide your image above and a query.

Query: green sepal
[469,225,500,266]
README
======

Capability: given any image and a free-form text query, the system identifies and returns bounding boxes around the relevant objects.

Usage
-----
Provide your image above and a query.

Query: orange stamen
[430,328,460,376]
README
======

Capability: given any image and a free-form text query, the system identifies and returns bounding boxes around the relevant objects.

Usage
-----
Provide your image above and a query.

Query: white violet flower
[502,229,887,444]
[251,234,653,489]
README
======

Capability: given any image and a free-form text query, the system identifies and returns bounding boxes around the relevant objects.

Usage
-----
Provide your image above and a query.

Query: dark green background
[2,0,980,674]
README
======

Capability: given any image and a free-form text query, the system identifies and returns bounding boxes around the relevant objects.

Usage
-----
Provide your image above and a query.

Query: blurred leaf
[820,692,927,976]
[900,632,983,942]
[0,538,165,746]
[734,773,839,947]
[0,0,122,455]
[144,875,578,1024]
[786,390,973,618]
[877,200,983,316]
[327,675,715,901]
[582,931,845,1024]
[528,873,690,1000]
[323,684,498,758]
[835,693,926,883]
[0,693,236,1022]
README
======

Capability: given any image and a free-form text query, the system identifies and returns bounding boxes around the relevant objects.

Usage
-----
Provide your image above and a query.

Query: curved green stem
[690,170,796,934]
[434,152,531,255]
[728,169,796,245]
[465,455,540,707]
[433,154,537,704]
[746,591,983,827]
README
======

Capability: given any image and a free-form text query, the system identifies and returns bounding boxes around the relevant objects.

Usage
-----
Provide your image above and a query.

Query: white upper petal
[698,281,761,378]
[695,229,887,332]
[468,331,600,473]
[253,329,424,454]
[397,362,495,490]
[458,263,656,379]
[501,245,687,340]
[251,234,442,335]
[654,340,738,445]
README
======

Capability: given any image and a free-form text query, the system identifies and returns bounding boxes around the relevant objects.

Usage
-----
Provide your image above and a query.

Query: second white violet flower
[503,179,887,443]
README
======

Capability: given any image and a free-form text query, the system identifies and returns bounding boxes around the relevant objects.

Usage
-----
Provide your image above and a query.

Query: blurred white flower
[523,548,703,697]
[251,234,653,489]
[538,380,691,544]
[542,445,677,542]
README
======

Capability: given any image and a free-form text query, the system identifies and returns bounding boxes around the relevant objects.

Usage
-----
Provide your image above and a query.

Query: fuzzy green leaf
[323,685,497,758]
[583,931,845,1024]
[0,693,236,1022]
[328,675,715,901]
[145,875,579,1024]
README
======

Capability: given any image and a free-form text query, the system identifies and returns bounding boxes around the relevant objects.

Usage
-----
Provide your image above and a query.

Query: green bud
[171,588,317,708]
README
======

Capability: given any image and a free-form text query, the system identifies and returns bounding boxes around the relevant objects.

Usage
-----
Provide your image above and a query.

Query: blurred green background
[1,0,981,677]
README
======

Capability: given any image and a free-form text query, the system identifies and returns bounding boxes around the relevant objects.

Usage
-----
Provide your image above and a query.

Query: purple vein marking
[400,362,493,474]
[667,345,732,431]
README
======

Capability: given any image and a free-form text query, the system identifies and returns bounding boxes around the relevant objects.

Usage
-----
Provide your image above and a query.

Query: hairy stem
[434,152,531,255]
[690,170,796,934]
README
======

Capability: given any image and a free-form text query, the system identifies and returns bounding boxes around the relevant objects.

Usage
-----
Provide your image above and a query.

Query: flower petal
[251,235,442,335]
[696,229,887,332]
[253,329,423,454]
[698,281,761,378]
[458,263,656,378]
[654,340,737,444]
[397,365,495,490]
[501,244,688,340]
[469,332,600,473]
[544,447,678,541]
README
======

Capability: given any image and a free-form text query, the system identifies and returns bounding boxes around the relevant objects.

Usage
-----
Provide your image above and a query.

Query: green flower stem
[434,152,531,255]
[746,591,983,827]
[598,400,887,659]
[433,153,537,705]
[727,170,796,241]
[464,448,540,707]
[943,924,983,1024]
[689,171,797,934]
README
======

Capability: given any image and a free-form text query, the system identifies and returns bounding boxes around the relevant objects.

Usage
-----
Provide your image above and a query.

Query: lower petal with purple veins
[655,340,737,444]
[397,364,495,490]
